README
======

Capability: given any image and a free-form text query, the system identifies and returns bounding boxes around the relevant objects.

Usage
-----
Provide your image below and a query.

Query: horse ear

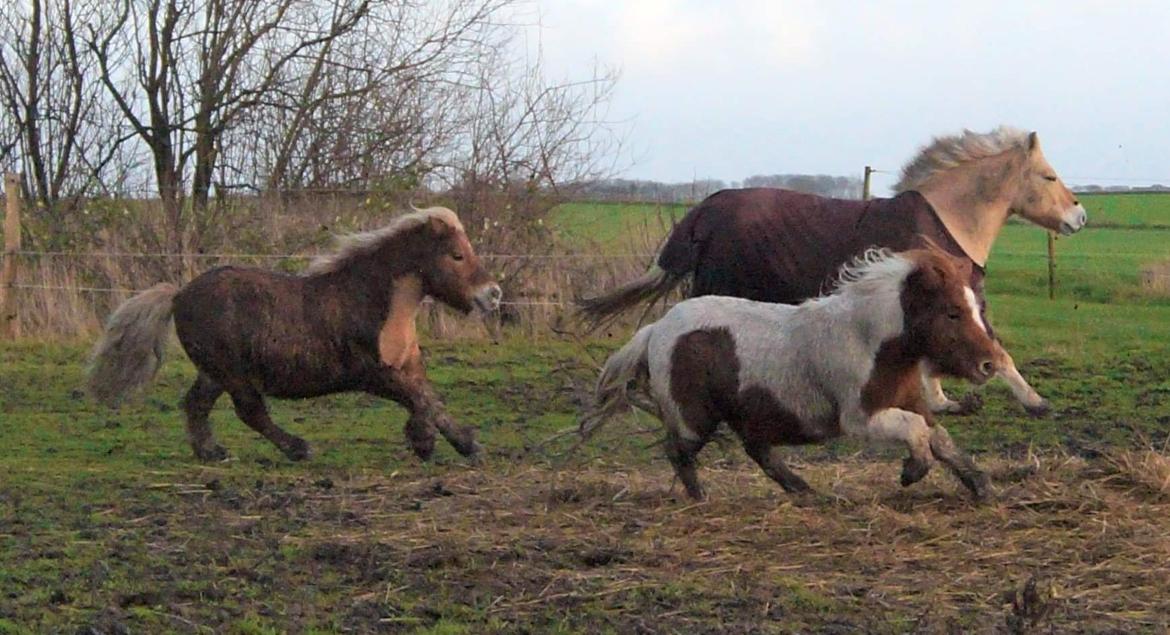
[1028,131,1040,152]
[427,215,450,237]
[908,257,946,292]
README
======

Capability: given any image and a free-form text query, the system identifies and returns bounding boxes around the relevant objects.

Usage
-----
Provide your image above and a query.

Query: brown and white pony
[579,127,1086,417]
[581,248,1001,501]
[87,207,502,462]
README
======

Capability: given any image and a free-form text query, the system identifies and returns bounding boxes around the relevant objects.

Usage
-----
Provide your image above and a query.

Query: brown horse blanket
[657,188,990,330]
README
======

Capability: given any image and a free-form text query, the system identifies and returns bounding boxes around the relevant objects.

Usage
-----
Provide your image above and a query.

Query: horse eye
[947,310,961,320]
[451,252,465,261]
[1043,175,1057,182]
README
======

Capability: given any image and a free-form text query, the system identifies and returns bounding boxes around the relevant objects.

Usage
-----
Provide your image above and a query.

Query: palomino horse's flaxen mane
[894,126,1030,192]
[305,206,465,275]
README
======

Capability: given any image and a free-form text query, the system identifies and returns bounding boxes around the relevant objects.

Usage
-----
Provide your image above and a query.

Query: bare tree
[0,0,125,242]
[82,0,378,253]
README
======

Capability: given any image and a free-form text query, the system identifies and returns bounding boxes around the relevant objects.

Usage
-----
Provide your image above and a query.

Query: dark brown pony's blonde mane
[894,126,1030,192]
[305,206,464,275]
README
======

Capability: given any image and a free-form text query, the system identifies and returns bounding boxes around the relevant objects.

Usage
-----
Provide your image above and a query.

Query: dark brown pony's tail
[576,265,684,332]
[86,283,179,407]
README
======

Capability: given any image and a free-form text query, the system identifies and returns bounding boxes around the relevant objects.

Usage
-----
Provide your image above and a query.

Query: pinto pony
[579,127,1086,416]
[581,249,1002,500]
[87,207,502,462]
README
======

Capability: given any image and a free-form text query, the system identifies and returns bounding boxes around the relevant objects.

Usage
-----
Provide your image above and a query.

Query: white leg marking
[921,363,962,413]
[995,349,1047,411]
[865,408,934,462]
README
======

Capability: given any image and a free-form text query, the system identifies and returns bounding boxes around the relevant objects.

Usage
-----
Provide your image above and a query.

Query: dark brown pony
[580,127,1087,416]
[87,207,502,462]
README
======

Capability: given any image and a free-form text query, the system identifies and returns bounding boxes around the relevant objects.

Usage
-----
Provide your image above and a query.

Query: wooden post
[1,172,22,338]
[862,165,873,201]
[1047,232,1056,300]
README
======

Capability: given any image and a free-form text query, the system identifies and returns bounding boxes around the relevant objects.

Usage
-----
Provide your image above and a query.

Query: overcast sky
[524,1,1170,194]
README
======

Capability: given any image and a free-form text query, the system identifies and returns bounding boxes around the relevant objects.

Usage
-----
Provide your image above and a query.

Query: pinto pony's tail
[579,324,656,439]
[86,283,180,407]
[575,265,685,332]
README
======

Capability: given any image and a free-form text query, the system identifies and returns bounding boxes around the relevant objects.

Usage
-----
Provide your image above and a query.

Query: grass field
[4,192,1170,633]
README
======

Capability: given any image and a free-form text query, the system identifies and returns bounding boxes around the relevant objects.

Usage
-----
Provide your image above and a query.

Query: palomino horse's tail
[579,324,655,439]
[576,266,685,332]
[87,283,180,407]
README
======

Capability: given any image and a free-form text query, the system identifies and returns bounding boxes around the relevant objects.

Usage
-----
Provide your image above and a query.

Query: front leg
[368,352,482,461]
[861,407,936,487]
[928,425,990,500]
[921,363,981,415]
[994,347,1050,417]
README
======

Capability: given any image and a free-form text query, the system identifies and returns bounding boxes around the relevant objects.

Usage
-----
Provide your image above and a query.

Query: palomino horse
[581,249,1004,501]
[579,127,1087,416]
[87,207,502,462]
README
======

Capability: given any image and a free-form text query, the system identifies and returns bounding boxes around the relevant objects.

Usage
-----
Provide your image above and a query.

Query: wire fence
[5,170,1170,337]
[7,246,1170,306]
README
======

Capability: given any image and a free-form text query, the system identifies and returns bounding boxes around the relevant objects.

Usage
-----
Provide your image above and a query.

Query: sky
[522,1,1170,194]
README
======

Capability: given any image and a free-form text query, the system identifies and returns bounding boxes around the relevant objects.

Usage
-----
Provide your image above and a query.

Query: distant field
[551,193,1170,306]
[551,193,1170,246]
[1077,191,1170,227]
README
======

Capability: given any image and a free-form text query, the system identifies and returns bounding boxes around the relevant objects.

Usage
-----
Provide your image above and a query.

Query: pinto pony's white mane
[305,206,464,275]
[824,248,915,302]
[894,126,1030,193]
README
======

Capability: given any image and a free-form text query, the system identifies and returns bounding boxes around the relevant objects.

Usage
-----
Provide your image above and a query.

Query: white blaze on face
[963,286,986,334]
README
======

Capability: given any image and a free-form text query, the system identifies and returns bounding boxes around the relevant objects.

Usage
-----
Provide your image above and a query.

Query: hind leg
[183,373,226,461]
[660,402,720,500]
[226,386,310,461]
[744,444,812,494]
[664,427,708,500]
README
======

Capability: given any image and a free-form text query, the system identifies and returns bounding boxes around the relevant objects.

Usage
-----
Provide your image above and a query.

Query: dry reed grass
[238,445,1170,632]
[7,193,677,339]
[1140,261,1170,296]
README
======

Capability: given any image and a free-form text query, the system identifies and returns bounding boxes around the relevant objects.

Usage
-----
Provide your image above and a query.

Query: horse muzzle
[473,283,503,312]
[1059,204,1088,236]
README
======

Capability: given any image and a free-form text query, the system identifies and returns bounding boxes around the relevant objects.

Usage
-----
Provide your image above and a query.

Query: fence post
[1,172,22,338]
[862,165,873,201]
[1047,232,1056,300]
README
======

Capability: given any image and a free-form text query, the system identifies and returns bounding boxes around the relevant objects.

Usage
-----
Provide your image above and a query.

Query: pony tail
[576,266,683,332]
[579,324,655,439]
[86,283,180,407]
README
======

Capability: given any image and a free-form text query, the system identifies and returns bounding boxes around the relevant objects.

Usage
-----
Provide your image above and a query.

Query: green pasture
[1077,191,1170,227]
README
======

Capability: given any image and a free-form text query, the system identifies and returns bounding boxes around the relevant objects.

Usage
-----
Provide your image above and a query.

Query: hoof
[963,471,993,502]
[1024,399,1051,418]
[901,457,932,487]
[954,393,984,415]
[410,441,436,462]
[449,435,482,459]
[406,427,437,461]
[931,394,981,416]
[461,441,485,465]
[193,444,229,462]
[789,489,832,508]
[281,437,312,461]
